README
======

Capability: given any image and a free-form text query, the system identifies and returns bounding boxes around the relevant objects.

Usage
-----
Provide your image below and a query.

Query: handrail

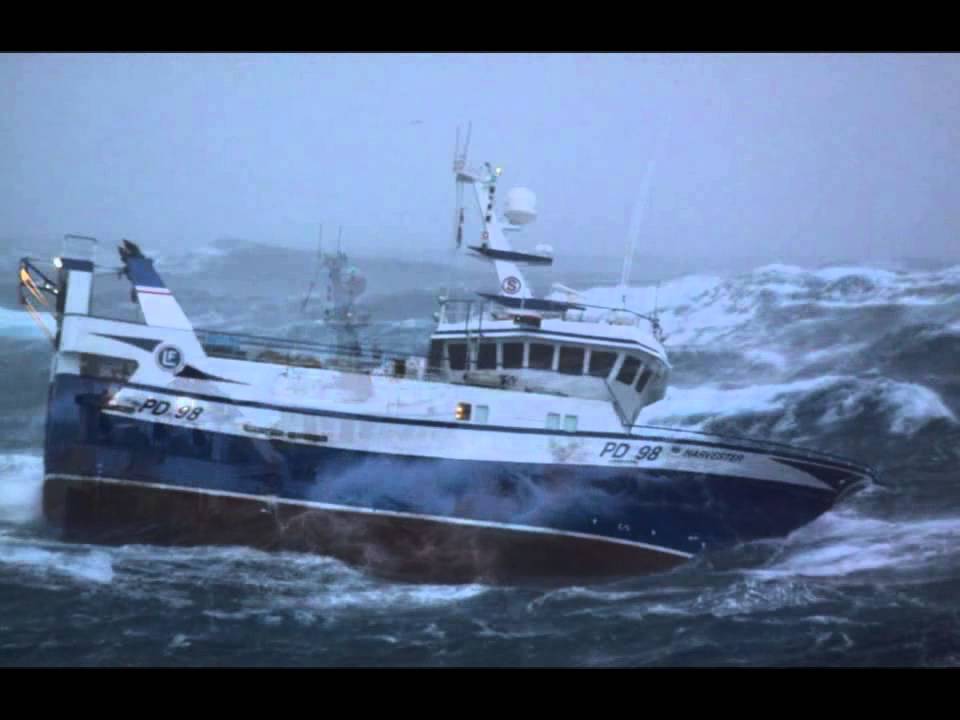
[437,295,662,336]
[195,328,426,367]
[438,295,657,322]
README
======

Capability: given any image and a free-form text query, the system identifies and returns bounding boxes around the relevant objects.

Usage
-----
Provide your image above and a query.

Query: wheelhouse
[426,297,669,425]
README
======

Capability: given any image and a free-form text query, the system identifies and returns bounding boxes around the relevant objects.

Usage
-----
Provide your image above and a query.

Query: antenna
[620,159,656,289]
[463,121,472,162]
[452,124,468,249]
[300,225,324,313]
[337,225,343,255]
[453,122,472,168]
[652,281,665,344]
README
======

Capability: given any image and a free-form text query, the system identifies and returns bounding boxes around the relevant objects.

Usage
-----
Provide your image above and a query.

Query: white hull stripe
[105,379,860,478]
[45,473,695,559]
[135,286,172,296]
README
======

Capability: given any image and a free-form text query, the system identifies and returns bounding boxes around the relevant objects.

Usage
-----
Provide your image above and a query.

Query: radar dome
[504,187,537,225]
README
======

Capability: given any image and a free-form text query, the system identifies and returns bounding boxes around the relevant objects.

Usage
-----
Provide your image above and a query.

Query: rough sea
[2,238,959,666]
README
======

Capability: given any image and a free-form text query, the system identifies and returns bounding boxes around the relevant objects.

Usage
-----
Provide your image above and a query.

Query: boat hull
[42,474,688,584]
[42,373,869,584]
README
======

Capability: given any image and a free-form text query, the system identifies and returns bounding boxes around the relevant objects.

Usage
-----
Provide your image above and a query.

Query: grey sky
[2,53,958,266]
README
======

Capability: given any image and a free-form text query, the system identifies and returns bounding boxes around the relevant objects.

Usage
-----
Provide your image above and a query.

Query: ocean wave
[0,454,43,525]
[642,376,956,438]
[0,306,54,339]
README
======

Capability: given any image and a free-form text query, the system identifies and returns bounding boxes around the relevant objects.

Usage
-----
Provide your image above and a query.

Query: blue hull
[43,374,847,582]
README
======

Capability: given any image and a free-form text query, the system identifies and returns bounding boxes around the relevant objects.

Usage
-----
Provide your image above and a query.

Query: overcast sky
[2,53,958,267]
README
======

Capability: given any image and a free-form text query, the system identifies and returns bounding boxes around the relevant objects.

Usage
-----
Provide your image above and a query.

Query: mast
[322,226,366,353]
[300,225,324,314]
[452,128,548,303]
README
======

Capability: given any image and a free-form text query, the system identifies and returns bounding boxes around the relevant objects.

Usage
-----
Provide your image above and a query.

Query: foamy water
[2,248,959,666]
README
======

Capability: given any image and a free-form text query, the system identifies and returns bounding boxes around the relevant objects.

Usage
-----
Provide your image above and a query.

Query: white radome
[504,187,537,225]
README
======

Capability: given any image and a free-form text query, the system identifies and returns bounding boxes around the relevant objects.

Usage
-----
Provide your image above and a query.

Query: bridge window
[529,343,554,370]
[428,340,444,369]
[477,342,497,370]
[448,343,467,371]
[563,414,578,432]
[558,346,585,375]
[502,342,524,369]
[546,412,561,430]
[635,366,654,395]
[475,405,489,423]
[617,355,641,385]
[588,350,617,378]
[455,402,471,421]
[513,315,541,328]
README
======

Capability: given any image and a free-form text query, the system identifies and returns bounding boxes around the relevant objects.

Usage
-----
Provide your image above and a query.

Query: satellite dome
[504,187,537,225]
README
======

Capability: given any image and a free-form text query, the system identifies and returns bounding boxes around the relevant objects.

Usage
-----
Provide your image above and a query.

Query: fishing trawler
[17,140,874,584]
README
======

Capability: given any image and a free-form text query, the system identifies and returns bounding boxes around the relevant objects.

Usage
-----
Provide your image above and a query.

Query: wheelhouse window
[546,413,561,430]
[476,342,497,370]
[513,315,541,328]
[635,366,654,395]
[616,355,641,385]
[448,343,467,371]
[558,346,585,375]
[529,343,554,370]
[427,340,444,369]
[502,342,524,369]
[588,350,617,378]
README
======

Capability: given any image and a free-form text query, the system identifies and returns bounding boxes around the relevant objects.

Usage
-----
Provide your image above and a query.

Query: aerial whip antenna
[462,121,472,160]
[620,159,656,290]
[651,281,666,343]
[452,123,470,250]
[301,225,324,313]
